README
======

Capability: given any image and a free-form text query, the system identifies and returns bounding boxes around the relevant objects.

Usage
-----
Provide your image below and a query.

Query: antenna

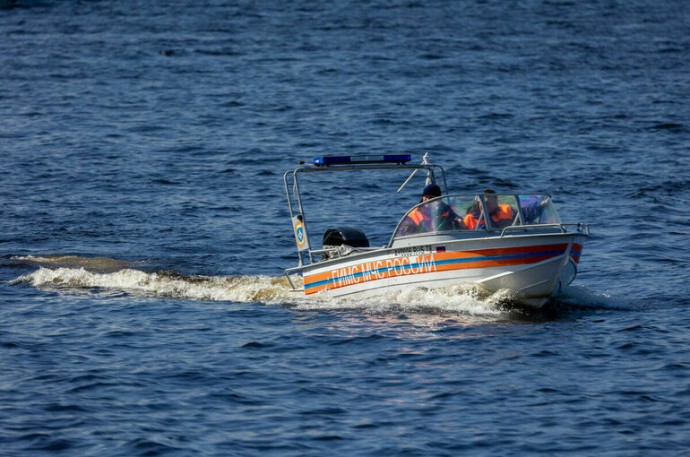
[397,152,431,193]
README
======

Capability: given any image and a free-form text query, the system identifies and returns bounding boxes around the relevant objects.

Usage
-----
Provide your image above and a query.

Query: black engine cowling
[322,226,369,250]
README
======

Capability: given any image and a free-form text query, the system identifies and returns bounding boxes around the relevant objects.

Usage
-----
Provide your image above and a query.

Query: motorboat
[283,154,589,308]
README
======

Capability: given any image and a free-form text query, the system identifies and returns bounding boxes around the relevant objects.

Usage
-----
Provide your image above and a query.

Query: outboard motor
[322,227,369,259]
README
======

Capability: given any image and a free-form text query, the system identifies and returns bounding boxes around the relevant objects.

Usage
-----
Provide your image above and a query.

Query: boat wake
[9,265,505,316]
[7,255,624,317]
[10,264,297,304]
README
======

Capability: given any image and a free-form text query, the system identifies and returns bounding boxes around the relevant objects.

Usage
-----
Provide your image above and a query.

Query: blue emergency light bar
[313,154,412,167]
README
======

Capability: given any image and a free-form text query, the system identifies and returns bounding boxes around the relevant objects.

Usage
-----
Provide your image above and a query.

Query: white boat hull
[300,233,585,308]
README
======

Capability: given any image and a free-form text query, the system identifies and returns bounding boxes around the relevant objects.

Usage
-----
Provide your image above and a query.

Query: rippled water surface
[1,0,689,455]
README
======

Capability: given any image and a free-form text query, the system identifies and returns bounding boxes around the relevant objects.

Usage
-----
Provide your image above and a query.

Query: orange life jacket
[402,207,430,234]
[491,204,513,225]
[408,207,426,225]
[464,204,513,229]
[463,213,480,230]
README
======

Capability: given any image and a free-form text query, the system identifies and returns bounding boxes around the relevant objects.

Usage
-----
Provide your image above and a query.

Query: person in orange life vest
[399,184,464,235]
[463,189,515,229]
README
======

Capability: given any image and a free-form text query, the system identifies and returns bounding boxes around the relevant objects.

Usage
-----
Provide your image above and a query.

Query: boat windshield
[393,194,560,237]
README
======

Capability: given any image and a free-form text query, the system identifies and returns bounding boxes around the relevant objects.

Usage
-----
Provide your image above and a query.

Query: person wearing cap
[397,183,464,235]
[421,183,442,201]
[427,184,465,231]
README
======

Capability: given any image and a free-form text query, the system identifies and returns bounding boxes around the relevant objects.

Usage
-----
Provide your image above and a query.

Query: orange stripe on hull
[304,243,569,295]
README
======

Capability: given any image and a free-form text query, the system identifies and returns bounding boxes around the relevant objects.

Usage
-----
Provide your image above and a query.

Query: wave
[554,285,646,312]
[8,255,628,316]
[10,266,507,316]
[7,255,504,316]
[10,266,297,304]
[9,255,139,272]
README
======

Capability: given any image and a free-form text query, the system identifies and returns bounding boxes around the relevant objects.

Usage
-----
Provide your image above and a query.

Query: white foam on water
[9,255,628,315]
[294,284,507,317]
[11,267,298,303]
[10,265,509,316]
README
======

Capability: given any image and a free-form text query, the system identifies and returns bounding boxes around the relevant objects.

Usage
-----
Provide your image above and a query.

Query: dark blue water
[2,0,689,455]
